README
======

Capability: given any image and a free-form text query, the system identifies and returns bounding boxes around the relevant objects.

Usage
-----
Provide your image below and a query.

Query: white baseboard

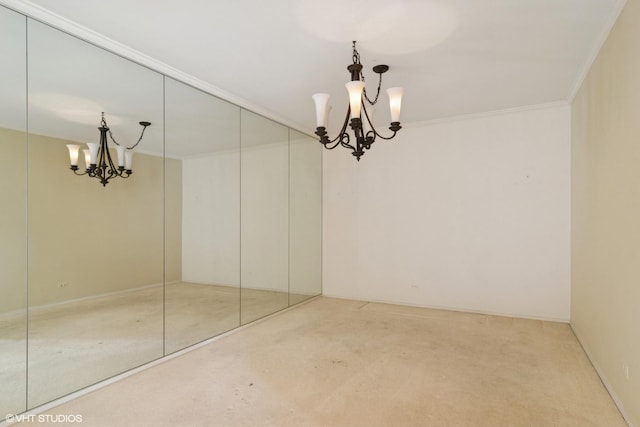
[321,292,570,323]
[0,295,320,426]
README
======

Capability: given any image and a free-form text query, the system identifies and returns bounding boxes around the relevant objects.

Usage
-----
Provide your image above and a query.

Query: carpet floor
[12,297,627,426]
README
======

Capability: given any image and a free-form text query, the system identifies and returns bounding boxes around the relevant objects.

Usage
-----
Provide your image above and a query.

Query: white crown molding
[1,0,619,135]
[404,100,570,129]
[0,0,310,135]
[567,0,628,102]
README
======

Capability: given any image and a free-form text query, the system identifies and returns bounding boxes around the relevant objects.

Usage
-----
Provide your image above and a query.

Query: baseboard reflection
[0,281,317,412]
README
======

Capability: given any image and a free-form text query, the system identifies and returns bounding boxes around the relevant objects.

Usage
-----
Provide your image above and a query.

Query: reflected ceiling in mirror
[27,19,163,156]
[0,7,26,132]
[165,77,239,158]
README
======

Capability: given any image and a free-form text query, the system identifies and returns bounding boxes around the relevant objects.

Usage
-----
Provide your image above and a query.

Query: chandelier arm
[322,139,341,150]
[333,107,352,141]
[97,125,124,186]
[360,89,402,142]
[362,105,376,142]
[324,138,340,150]
[71,168,89,176]
[104,142,120,177]
[324,138,343,150]
[95,133,109,185]
[325,122,348,145]
[339,133,355,151]
[323,130,353,150]
[316,106,353,149]
[97,131,107,171]
[370,126,400,141]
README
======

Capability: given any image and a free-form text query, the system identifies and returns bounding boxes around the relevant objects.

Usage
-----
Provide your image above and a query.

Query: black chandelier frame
[70,112,151,187]
[314,41,402,161]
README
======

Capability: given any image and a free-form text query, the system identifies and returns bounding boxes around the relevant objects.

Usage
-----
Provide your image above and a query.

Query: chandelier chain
[352,41,382,106]
[102,112,148,150]
[108,126,148,150]
[362,73,383,106]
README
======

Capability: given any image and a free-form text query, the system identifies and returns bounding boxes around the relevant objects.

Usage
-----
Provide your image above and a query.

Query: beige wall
[0,128,27,314]
[571,0,640,424]
[165,156,182,283]
[23,131,181,307]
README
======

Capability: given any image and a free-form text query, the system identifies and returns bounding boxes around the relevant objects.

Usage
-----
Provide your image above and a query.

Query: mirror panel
[164,77,241,353]
[0,6,322,415]
[289,131,322,305]
[26,19,164,408]
[240,110,289,324]
[0,5,27,417]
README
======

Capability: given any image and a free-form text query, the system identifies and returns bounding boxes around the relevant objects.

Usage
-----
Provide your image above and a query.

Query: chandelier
[312,41,404,161]
[66,112,151,187]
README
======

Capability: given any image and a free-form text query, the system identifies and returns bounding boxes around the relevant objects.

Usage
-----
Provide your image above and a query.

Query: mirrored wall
[0,5,27,418]
[164,77,241,354]
[0,3,321,419]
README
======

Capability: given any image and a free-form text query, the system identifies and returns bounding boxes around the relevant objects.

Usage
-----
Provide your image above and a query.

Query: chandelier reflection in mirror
[312,41,404,161]
[66,112,151,187]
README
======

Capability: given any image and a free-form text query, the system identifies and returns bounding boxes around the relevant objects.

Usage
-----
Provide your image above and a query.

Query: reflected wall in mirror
[164,77,241,354]
[240,110,289,324]
[289,131,322,305]
[26,19,164,408]
[0,3,322,417]
[0,4,27,417]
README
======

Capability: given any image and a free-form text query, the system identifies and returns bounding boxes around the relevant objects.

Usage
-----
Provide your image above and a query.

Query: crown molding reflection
[0,0,311,135]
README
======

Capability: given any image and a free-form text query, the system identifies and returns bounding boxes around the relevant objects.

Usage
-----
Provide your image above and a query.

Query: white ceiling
[1,0,626,138]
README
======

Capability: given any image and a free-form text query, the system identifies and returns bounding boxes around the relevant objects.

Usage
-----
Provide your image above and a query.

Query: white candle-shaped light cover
[386,87,404,123]
[66,144,80,166]
[82,149,91,169]
[115,145,126,167]
[345,81,365,119]
[312,93,330,128]
[86,142,100,165]
[124,150,133,171]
